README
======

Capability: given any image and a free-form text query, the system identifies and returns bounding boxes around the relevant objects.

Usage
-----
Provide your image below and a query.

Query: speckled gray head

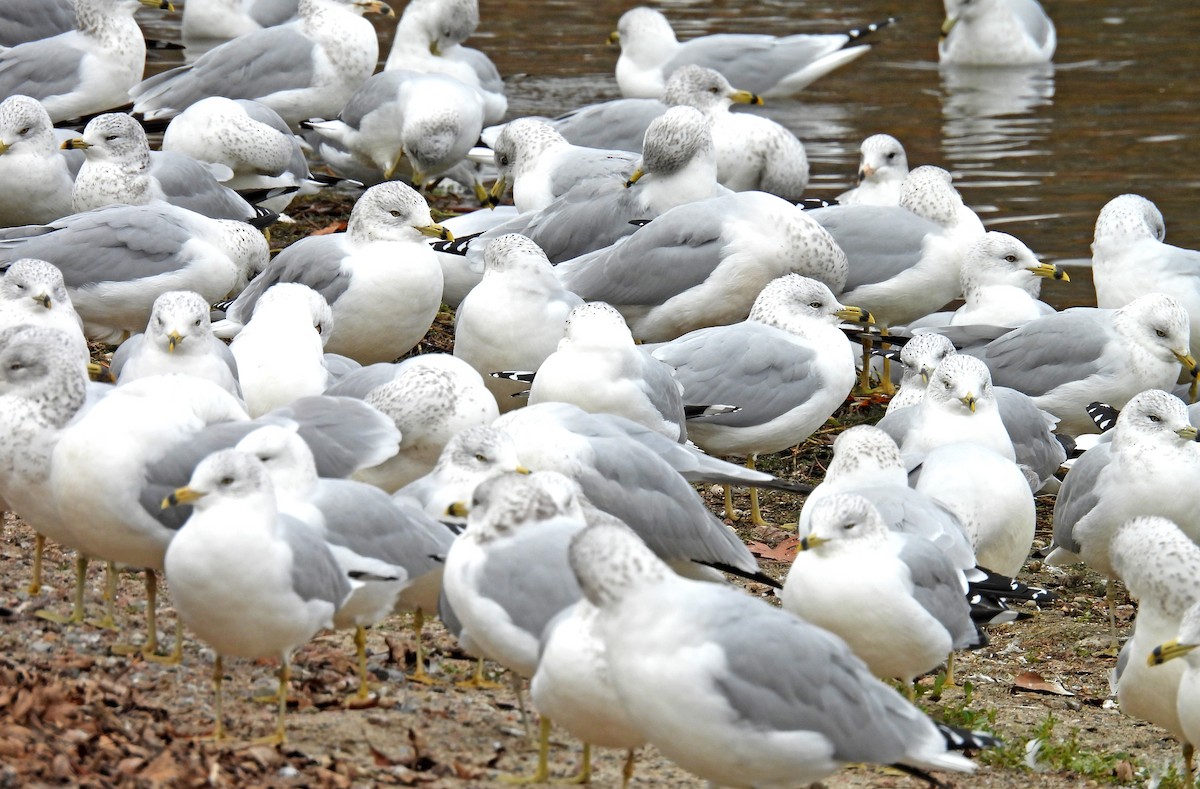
[466,469,584,541]
[924,353,994,412]
[826,425,904,479]
[802,492,890,548]
[404,107,466,179]
[0,95,55,153]
[436,424,524,478]
[1094,194,1166,244]
[568,516,671,608]
[899,165,961,227]
[1110,515,1200,620]
[748,274,868,333]
[482,233,550,274]
[492,119,563,178]
[639,106,713,177]
[411,0,479,50]
[615,6,675,48]
[960,231,1057,294]
[561,301,633,345]
[899,333,955,380]
[662,65,754,110]
[0,259,70,310]
[1113,389,1194,448]
[75,113,150,165]
[858,133,908,182]
[0,326,87,423]
[348,181,449,242]
[147,290,212,349]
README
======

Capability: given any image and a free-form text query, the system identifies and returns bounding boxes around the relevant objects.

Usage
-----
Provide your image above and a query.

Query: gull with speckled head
[567,518,987,787]
[0,96,77,226]
[0,260,89,368]
[131,0,395,126]
[0,0,172,123]
[1147,597,1200,783]
[837,133,909,206]
[163,449,352,742]
[650,275,867,525]
[215,182,448,364]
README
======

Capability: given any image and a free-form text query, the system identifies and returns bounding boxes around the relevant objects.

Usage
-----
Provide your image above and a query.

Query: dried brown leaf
[748,537,800,563]
[1013,670,1075,696]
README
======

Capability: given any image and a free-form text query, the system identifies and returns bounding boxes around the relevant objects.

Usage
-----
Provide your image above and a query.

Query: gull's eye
[944,379,953,390]
[14,283,23,290]
[1156,329,1167,338]
[809,301,822,309]
[499,155,510,166]
[1004,254,1017,263]
[105,134,118,142]
[219,476,235,486]
[17,127,29,136]
[193,318,201,327]
[315,322,324,333]
[708,86,719,94]
[886,151,895,160]
[389,209,402,218]
[8,361,22,371]
[842,522,855,531]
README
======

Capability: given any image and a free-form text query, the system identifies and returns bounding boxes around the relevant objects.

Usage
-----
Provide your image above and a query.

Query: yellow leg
[88,562,119,630]
[253,660,291,745]
[879,327,895,396]
[943,652,957,688]
[211,654,227,741]
[722,484,736,522]
[457,656,506,690]
[28,533,45,594]
[500,716,551,784]
[1184,742,1194,786]
[563,742,591,785]
[408,609,439,685]
[858,331,874,393]
[354,625,371,701]
[36,554,89,624]
[621,749,637,789]
[746,455,771,528]
[146,611,185,666]
[903,680,916,702]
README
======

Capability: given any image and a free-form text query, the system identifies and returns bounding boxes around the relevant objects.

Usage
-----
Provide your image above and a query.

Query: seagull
[0,96,77,225]
[0,259,89,368]
[939,0,1056,66]
[837,133,910,206]
[163,449,352,742]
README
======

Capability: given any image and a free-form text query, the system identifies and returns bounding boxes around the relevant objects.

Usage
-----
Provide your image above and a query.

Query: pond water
[141,0,1200,308]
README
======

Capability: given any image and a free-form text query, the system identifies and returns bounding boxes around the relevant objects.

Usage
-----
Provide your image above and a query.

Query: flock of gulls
[1,0,1199,786]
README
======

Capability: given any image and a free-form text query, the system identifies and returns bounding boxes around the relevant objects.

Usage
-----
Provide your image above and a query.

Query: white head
[748,275,871,335]
[922,353,995,415]
[1093,194,1166,245]
[799,493,891,554]
[662,65,759,113]
[0,259,73,316]
[559,302,634,349]
[145,290,214,354]
[857,133,908,186]
[348,181,450,243]
[234,423,319,498]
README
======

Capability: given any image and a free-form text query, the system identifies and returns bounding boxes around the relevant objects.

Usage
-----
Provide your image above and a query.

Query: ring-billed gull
[163,449,352,742]
[939,0,1056,65]
[215,182,448,364]
[394,425,529,522]
[494,402,779,586]
[886,333,957,412]
[906,231,1064,332]
[810,165,985,327]
[1111,516,1200,772]
[130,0,395,126]
[555,192,849,342]
[383,0,506,124]
[1148,598,1200,783]
[0,96,77,225]
[528,302,687,442]
[0,260,89,367]
[610,6,891,99]
[649,275,866,524]
[663,65,808,201]
[567,518,988,787]
[65,113,271,223]
[487,120,638,213]
[785,493,984,696]
[1050,390,1200,581]
[110,290,240,395]
[0,203,269,341]
[229,284,335,416]
[304,69,485,191]
[1092,194,1200,357]
[162,97,335,216]
[234,424,450,694]
[0,0,172,123]
[982,293,1198,435]
[837,133,909,206]
[181,0,298,46]
[453,234,582,410]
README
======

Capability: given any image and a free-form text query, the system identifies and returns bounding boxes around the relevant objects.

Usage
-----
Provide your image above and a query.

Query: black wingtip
[702,561,783,589]
[845,16,900,44]
[1085,401,1119,433]
[431,231,482,255]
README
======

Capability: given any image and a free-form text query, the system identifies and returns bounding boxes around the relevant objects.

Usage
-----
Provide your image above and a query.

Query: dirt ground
[0,194,1192,788]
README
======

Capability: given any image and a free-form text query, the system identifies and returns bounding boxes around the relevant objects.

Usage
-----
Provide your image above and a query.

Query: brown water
[142,0,1200,307]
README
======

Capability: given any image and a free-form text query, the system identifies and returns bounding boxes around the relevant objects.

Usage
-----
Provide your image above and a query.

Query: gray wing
[226,234,350,322]
[995,386,1066,486]
[322,362,400,398]
[451,45,503,93]
[0,0,76,47]
[151,151,256,221]
[210,336,241,383]
[478,177,645,263]
[282,515,353,606]
[247,0,299,27]
[477,522,583,640]
[335,70,406,128]
[312,478,446,578]
[1012,0,1054,49]
[132,25,317,114]
[653,323,825,429]
[983,309,1116,397]
[109,333,145,380]
[549,99,666,153]
[267,395,400,476]
[809,205,940,292]
[896,536,978,650]
[873,405,917,452]
[0,205,202,287]
[0,34,88,103]
[701,584,927,764]
[634,352,686,433]
[548,149,640,198]
[669,32,853,95]
[851,485,975,571]
[556,203,727,306]
[1051,442,1111,554]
